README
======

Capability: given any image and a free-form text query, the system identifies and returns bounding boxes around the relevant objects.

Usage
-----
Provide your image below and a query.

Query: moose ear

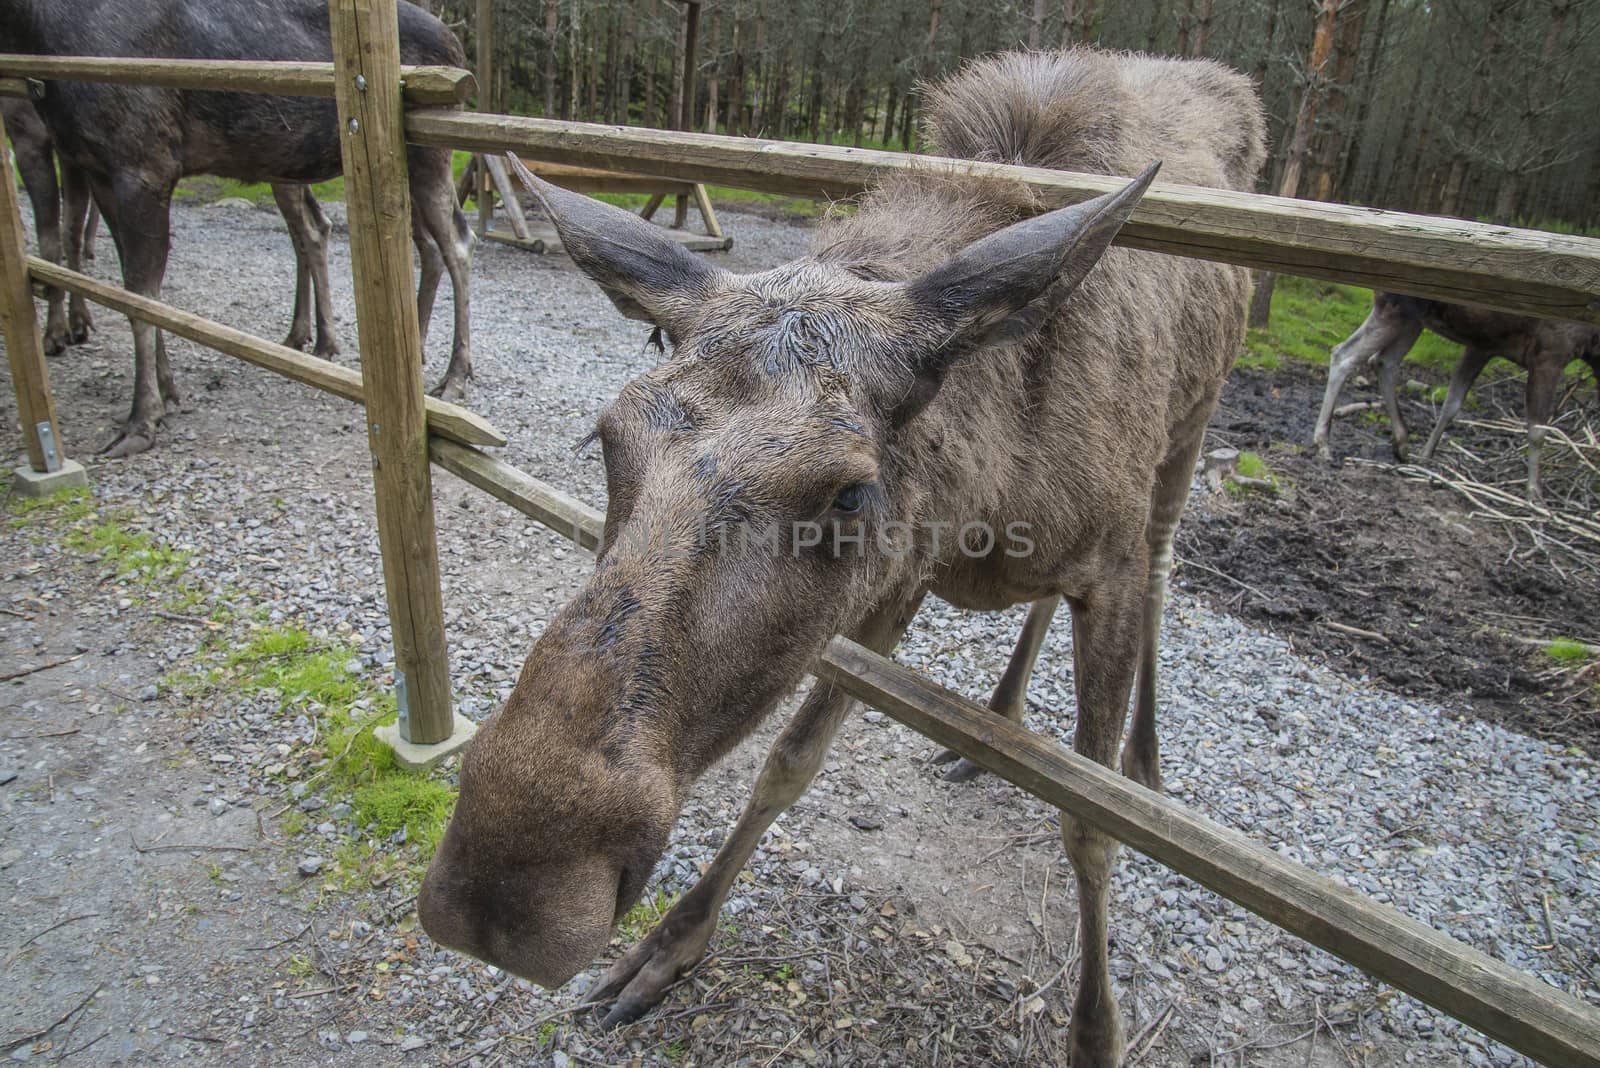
[903,162,1159,393]
[507,152,724,336]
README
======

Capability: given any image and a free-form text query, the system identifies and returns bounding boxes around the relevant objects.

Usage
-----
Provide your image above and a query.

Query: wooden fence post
[327,0,473,766]
[0,112,86,497]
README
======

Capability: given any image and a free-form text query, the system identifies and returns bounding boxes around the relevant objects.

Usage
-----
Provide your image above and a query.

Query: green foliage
[1225,450,1284,497]
[352,774,455,852]
[619,887,680,942]
[64,517,191,581]
[1545,638,1594,664]
[6,485,94,527]
[225,625,362,711]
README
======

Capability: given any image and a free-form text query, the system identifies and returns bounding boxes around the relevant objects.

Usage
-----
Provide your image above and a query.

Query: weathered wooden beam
[482,155,531,241]
[0,76,31,99]
[25,258,505,449]
[330,0,456,752]
[427,439,603,551]
[0,118,71,477]
[0,54,474,106]
[404,112,1600,324]
[813,637,1600,1068]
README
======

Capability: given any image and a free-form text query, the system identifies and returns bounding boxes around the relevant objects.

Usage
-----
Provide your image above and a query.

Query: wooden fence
[2,4,1599,1063]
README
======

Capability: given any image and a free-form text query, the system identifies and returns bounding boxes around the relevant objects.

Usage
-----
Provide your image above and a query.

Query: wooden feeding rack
[461,0,729,257]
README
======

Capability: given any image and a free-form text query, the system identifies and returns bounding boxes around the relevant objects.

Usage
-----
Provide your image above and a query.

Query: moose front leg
[585,591,926,1029]
[1062,578,1144,1066]
[933,594,1061,782]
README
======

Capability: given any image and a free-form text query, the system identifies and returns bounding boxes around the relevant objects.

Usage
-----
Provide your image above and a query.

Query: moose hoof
[428,375,469,404]
[939,755,987,783]
[583,903,714,1030]
[99,420,158,458]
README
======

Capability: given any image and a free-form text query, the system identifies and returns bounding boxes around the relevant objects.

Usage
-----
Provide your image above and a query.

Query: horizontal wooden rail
[405,112,1600,325]
[27,258,505,448]
[813,639,1600,1068]
[416,448,1600,1067]
[0,55,473,106]
[428,438,602,550]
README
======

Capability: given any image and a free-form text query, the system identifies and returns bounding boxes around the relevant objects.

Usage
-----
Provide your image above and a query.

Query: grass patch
[619,887,680,943]
[1545,638,1594,664]
[1242,277,1462,375]
[180,622,460,885]
[6,485,94,527]
[1225,450,1284,497]
[65,516,192,582]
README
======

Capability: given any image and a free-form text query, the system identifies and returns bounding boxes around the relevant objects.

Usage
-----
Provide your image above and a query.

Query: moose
[419,48,1263,1064]
[0,0,474,456]
[2,96,97,355]
[1314,292,1600,499]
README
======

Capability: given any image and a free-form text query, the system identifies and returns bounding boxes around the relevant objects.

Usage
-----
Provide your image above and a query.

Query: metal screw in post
[348,118,360,134]
[354,74,367,92]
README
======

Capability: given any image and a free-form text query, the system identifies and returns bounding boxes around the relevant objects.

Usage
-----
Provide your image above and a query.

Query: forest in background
[423,0,1600,232]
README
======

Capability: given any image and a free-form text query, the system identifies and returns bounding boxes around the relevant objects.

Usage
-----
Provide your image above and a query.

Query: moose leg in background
[1416,346,1493,468]
[8,108,70,355]
[1521,353,1564,502]
[89,173,180,457]
[407,147,474,401]
[1313,298,1422,461]
[584,590,927,1029]
[932,595,1062,783]
[273,183,341,358]
[1062,571,1146,1066]
[59,164,94,343]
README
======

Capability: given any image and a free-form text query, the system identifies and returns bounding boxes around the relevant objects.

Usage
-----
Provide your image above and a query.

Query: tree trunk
[1253,0,1281,85]
[1190,0,1215,56]
[1177,0,1194,56]
[668,3,686,130]
[1310,0,1368,201]
[704,5,720,132]
[1028,0,1046,49]
[566,0,581,121]
[1250,0,1341,328]
[1338,0,1392,202]
[542,0,558,118]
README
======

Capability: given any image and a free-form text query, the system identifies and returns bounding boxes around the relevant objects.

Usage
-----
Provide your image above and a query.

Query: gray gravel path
[1,195,1595,1066]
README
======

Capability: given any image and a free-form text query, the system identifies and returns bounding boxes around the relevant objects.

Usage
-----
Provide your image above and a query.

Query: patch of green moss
[619,887,680,943]
[5,485,94,527]
[64,516,192,582]
[1545,638,1593,664]
[1226,450,1285,498]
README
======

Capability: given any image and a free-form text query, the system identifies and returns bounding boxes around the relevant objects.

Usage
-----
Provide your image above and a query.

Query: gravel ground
[2,196,1597,1066]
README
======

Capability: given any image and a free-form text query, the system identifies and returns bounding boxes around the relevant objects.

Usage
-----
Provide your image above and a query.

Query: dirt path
[3,199,1596,1067]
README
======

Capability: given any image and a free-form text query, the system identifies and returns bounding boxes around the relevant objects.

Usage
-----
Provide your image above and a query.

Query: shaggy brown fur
[422,49,1264,1065]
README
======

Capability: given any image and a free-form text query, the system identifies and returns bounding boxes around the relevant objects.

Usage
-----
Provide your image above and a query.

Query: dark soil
[1179,358,1600,754]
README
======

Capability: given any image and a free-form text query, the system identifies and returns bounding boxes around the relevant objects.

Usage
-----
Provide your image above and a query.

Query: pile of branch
[1351,455,1600,578]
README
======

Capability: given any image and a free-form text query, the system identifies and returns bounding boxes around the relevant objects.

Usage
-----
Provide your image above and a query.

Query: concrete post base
[12,459,88,498]
[375,712,478,771]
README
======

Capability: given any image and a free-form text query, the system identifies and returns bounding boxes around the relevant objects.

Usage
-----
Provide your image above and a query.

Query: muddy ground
[1181,359,1600,754]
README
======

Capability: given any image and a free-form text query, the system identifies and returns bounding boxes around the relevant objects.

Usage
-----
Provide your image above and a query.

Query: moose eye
[833,485,867,515]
